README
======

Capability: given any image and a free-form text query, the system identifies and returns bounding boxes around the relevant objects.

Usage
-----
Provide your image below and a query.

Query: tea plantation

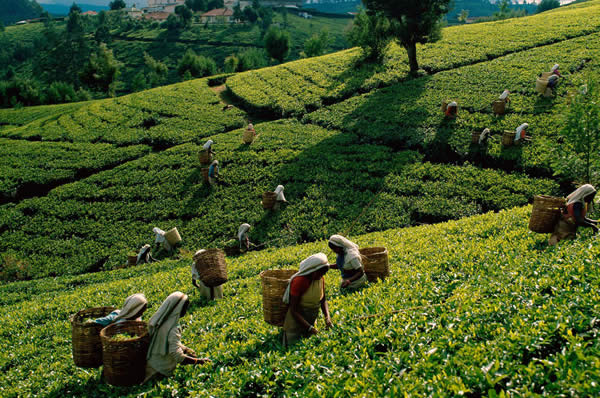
[1,0,600,396]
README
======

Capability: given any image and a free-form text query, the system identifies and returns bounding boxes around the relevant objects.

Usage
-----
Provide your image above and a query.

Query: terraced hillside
[1,207,599,396]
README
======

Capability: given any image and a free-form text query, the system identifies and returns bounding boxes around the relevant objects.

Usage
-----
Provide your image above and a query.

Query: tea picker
[514,123,531,143]
[208,160,220,185]
[191,249,224,300]
[549,185,599,245]
[237,223,253,252]
[327,235,367,291]
[135,244,156,265]
[443,101,458,118]
[202,139,215,156]
[492,90,510,115]
[91,293,148,327]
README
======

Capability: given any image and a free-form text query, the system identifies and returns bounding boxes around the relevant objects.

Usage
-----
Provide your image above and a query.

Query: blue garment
[336,253,352,279]
[208,164,217,178]
[94,310,120,327]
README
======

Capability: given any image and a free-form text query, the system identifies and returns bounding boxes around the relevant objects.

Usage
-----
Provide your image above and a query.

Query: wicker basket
[260,269,297,327]
[541,72,552,79]
[71,306,117,368]
[529,195,566,233]
[193,248,228,287]
[242,129,255,144]
[201,168,209,182]
[471,131,481,144]
[198,150,212,165]
[100,321,149,386]
[359,247,389,282]
[127,255,138,266]
[502,130,515,146]
[536,78,548,94]
[492,100,506,115]
[164,228,182,246]
[262,192,277,209]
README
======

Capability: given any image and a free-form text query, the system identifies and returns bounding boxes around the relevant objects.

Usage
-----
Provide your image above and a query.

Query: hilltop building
[200,8,236,23]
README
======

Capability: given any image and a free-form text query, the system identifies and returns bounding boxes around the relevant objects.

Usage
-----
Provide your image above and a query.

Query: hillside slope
[0,0,43,24]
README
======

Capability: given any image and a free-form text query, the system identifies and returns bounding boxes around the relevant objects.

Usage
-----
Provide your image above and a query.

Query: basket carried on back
[164,228,182,246]
[242,129,255,144]
[71,306,117,368]
[127,255,138,266]
[492,100,506,115]
[260,269,297,327]
[262,192,277,209]
[536,78,548,94]
[359,247,389,282]
[198,151,212,165]
[471,131,481,144]
[193,249,228,287]
[100,321,149,386]
[529,195,565,233]
[502,130,515,146]
[201,168,209,182]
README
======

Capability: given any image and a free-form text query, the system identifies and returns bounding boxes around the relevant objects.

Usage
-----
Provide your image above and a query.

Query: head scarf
[567,184,596,206]
[202,140,213,150]
[328,235,361,268]
[282,253,329,304]
[499,90,510,101]
[551,64,559,73]
[274,185,286,202]
[237,223,251,243]
[515,123,529,141]
[114,293,148,322]
[153,227,171,251]
[136,244,151,264]
[247,123,254,130]
[479,128,491,145]
[147,292,188,358]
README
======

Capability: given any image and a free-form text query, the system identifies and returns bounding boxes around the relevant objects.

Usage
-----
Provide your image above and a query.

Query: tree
[175,5,193,27]
[458,9,469,23]
[243,6,258,23]
[303,30,329,58]
[237,48,267,71]
[80,43,120,95]
[224,55,239,73]
[95,25,111,43]
[264,26,290,63]
[132,71,147,92]
[70,2,82,14]
[537,0,560,13]
[109,0,126,10]
[186,0,207,12]
[0,21,5,33]
[347,10,391,62]
[552,79,600,185]
[164,14,180,31]
[233,4,243,22]
[360,0,451,72]
[207,0,224,10]
[177,49,216,78]
[144,52,168,87]
[258,6,273,32]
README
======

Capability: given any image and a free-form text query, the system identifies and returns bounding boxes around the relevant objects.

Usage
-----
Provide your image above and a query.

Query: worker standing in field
[208,160,219,185]
[549,184,599,245]
[514,123,531,143]
[479,128,491,145]
[93,293,148,326]
[499,90,510,103]
[191,250,224,300]
[273,185,288,210]
[282,253,332,347]
[328,235,367,291]
[202,140,215,156]
[144,292,209,382]
[445,101,458,118]
[237,223,252,252]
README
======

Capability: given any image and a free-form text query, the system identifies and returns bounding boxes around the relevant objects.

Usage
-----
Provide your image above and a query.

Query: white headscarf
[136,244,151,264]
[282,253,329,304]
[202,140,213,150]
[274,185,286,202]
[515,123,529,141]
[153,227,171,251]
[114,293,148,322]
[237,223,251,243]
[551,64,559,73]
[328,235,362,265]
[499,90,510,101]
[567,184,596,206]
[147,292,188,358]
[479,128,490,145]
[247,123,254,130]
[448,101,457,108]
[191,249,206,280]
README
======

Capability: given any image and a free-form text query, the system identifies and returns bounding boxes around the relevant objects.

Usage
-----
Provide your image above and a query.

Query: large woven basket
[502,130,515,146]
[492,100,506,115]
[359,247,389,282]
[471,131,481,144]
[164,227,182,246]
[100,321,149,386]
[193,249,227,287]
[127,255,137,266]
[260,269,297,327]
[529,195,565,233]
[201,168,209,182]
[242,129,255,144]
[71,306,117,368]
[198,150,212,165]
[536,78,548,94]
[262,192,277,209]
[541,72,552,79]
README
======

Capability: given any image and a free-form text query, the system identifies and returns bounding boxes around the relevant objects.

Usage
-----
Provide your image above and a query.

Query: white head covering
[136,244,151,264]
[328,235,361,265]
[479,128,490,145]
[282,253,329,304]
[567,184,596,206]
[499,90,510,101]
[191,250,206,280]
[147,292,188,358]
[274,185,286,202]
[153,227,171,251]
[114,293,148,322]
[515,123,529,141]
[551,64,559,73]
[247,123,254,130]
[448,101,457,108]
[237,223,251,243]
[202,140,213,150]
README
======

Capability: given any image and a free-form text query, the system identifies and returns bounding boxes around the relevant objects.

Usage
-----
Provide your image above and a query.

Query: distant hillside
[1,0,43,24]
[40,3,109,16]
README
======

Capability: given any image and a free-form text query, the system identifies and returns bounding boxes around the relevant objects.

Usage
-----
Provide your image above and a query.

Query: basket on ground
[127,255,138,266]
[502,130,515,146]
[164,227,182,246]
[198,151,212,165]
[260,269,297,326]
[262,192,277,209]
[193,248,228,287]
[71,306,117,368]
[359,247,389,282]
[529,195,565,233]
[100,321,149,386]
[243,129,255,144]
[492,100,506,115]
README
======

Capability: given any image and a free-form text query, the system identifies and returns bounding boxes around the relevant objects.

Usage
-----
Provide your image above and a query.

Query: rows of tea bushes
[1,206,599,396]
[0,78,247,147]
[226,0,600,117]
[0,120,559,280]
[0,102,85,128]
[0,138,151,202]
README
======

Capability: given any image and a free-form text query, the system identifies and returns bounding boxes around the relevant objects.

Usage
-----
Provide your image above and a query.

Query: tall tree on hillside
[175,4,193,27]
[80,43,120,95]
[358,0,451,72]
[70,2,82,14]
[0,21,5,33]
[109,0,126,10]
[264,26,290,63]
[537,0,560,13]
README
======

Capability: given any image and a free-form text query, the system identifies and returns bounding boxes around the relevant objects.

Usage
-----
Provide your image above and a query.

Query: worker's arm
[320,295,332,329]
[192,278,199,289]
[289,295,318,334]
[574,204,599,232]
